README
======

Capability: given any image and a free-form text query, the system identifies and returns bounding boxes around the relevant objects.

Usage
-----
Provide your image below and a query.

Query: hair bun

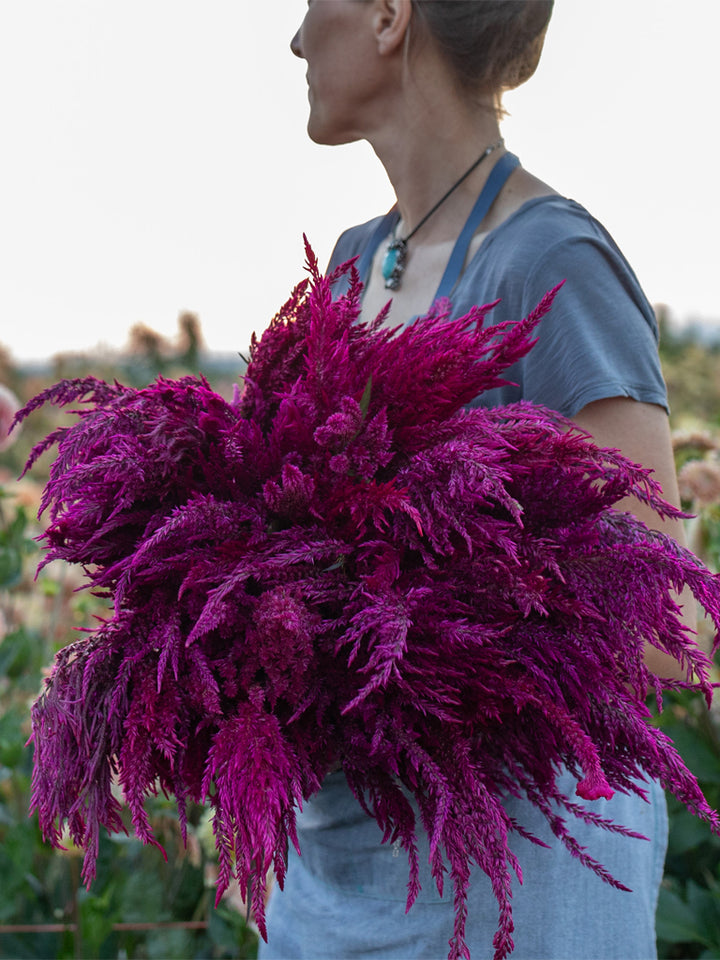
[412,0,554,102]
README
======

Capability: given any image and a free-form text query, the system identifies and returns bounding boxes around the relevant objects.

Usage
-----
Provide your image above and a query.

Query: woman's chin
[306,115,361,147]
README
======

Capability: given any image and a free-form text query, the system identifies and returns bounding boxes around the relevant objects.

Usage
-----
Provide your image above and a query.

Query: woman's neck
[366,83,503,244]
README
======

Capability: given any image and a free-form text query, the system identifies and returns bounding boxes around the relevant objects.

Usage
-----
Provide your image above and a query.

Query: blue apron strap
[434,151,520,300]
[355,209,400,286]
[352,152,520,300]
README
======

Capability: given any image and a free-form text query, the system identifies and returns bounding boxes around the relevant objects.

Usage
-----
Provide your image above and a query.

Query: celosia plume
[16,242,720,960]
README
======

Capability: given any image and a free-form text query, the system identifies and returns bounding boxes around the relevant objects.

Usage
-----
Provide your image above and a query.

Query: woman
[261,2,687,957]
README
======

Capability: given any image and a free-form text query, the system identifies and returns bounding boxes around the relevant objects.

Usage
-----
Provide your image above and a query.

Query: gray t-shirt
[328,194,668,416]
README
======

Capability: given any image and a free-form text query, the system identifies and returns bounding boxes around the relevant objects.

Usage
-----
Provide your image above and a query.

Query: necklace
[381,139,504,291]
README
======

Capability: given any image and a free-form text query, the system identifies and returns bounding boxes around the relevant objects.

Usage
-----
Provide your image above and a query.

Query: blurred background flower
[678,458,720,509]
[0,384,20,452]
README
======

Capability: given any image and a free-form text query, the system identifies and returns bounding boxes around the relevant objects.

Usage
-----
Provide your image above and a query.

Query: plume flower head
[17,243,720,960]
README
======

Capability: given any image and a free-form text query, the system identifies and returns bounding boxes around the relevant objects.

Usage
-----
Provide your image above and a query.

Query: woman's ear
[373,0,413,56]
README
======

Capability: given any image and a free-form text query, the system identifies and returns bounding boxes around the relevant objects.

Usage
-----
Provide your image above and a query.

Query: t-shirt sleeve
[511,232,668,417]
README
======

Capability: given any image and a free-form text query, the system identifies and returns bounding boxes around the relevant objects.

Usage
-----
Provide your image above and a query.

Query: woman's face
[291,0,385,146]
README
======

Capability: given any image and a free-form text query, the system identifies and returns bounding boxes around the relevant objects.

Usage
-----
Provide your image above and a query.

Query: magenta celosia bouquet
[17,245,720,960]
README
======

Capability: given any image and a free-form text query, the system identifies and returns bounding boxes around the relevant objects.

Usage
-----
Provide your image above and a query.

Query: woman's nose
[290,28,303,58]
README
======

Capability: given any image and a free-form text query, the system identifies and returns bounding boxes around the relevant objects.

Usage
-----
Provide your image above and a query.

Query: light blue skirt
[260,769,667,960]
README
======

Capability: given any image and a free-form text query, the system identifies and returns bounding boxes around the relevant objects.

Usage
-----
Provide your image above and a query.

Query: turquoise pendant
[382,238,407,290]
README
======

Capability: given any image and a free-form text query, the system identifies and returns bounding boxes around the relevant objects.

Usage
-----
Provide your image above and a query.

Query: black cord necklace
[381,138,504,291]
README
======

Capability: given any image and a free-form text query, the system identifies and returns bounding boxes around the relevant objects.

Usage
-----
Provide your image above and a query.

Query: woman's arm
[572,395,697,680]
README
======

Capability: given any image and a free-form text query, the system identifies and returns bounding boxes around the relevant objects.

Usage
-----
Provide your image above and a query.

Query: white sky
[1,0,718,363]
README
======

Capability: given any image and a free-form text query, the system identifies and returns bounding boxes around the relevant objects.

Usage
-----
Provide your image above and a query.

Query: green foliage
[0,486,258,959]
[655,690,720,959]
[650,326,720,957]
[658,308,720,428]
[0,493,36,589]
[686,505,720,575]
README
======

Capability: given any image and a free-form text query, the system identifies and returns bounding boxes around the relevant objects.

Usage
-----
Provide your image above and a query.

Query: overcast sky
[1,0,718,362]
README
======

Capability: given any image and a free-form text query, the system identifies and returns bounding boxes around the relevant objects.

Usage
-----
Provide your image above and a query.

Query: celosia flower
[16,242,720,960]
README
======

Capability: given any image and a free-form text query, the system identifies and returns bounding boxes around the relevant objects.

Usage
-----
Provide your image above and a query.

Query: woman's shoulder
[483,194,619,265]
[471,193,650,315]
[464,194,667,417]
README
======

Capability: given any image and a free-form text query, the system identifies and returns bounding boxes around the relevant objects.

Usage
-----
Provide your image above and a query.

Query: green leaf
[0,548,23,588]
[656,886,708,946]
[0,627,38,680]
[0,709,26,769]
[663,724,720,785]
[144,927,193,959]
[209,905,258,958]
[359,375,373,419]
[668,808,720,856]
[686,880,720,948]
[0,931,63,959]
[39,577,61,597]
[78,884,118,957]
